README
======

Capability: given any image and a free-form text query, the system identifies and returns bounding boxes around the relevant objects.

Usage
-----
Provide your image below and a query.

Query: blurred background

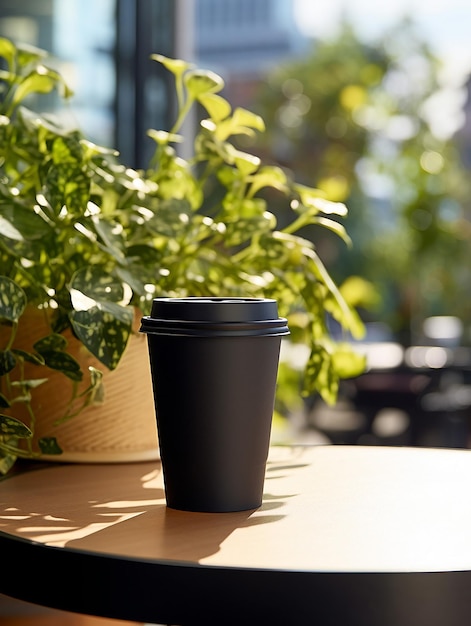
[1,0,471,449]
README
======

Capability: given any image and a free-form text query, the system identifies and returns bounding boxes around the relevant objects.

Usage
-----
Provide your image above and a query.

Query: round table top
[1,444,471,625]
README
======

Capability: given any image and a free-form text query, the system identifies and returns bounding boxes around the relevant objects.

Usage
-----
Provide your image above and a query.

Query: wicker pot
[3,307,159,463]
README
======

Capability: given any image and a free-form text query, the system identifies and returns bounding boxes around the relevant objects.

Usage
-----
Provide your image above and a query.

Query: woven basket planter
[4,307,159,463]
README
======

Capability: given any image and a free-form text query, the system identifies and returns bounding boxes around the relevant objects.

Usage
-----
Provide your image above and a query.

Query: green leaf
[11,69,59,107]
[294,184,348,217]
[32,334,83,381]
[70,304,133,370]
[198,93,231,122]
[0,452,17,475]
[339,276,381,310]
[215,118,256,142]
[0,277,26,323]
[313,216,352,246]
[0,393,10,408]
[324,291,366,340]
[0,204,51,241]
[147,128,183,146]
[0,37,16,70]
[184,69,225,99]
[222,210,275,247]
[15,42,48,67]
[11,349,46,366]
[11,377,48,389]
[90,216,126,263]
[231,149,261,176]
[232,107,265,132]
[0,414,32,438]
[249,166,288,196]
[38,436,62,455]
[302,345,326,393]
[0,217,24,242]
[69,266,129,305]
[34,333,68,353]
[302,346,339,405]
[332,344,367,378]
[150,54,193,78]
[80,138,119,158]
[81,366,104,404]
[44,135,90,213]
[212,109,265,142]
[39,350,82,381]
[51,133,79,164]
[0,350,16,375]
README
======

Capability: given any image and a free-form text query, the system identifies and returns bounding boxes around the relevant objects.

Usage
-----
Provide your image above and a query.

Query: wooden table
[1,444,471,625]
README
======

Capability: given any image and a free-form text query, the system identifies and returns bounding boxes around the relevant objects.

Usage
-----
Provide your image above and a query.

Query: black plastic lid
[140,297,290,337]
[149,297,279,323]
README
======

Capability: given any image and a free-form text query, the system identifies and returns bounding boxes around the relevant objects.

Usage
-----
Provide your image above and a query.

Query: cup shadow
[0,451,311,564]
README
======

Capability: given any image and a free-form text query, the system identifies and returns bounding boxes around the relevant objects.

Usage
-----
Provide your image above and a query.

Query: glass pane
[0,0,116,147]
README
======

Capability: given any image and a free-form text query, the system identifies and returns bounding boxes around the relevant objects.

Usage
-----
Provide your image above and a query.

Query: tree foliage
[255,18,471,344]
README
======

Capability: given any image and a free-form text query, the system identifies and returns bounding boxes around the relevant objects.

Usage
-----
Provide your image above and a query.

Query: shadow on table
[0,451,310,564]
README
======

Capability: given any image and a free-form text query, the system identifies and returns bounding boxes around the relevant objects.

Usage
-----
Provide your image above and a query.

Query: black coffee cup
[140,297,289,512]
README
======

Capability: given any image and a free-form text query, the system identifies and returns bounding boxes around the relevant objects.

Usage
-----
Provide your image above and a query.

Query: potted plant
[0,38,365,474]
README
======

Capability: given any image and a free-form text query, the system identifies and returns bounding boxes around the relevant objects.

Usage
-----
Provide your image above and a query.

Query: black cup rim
[139,316,290,337]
